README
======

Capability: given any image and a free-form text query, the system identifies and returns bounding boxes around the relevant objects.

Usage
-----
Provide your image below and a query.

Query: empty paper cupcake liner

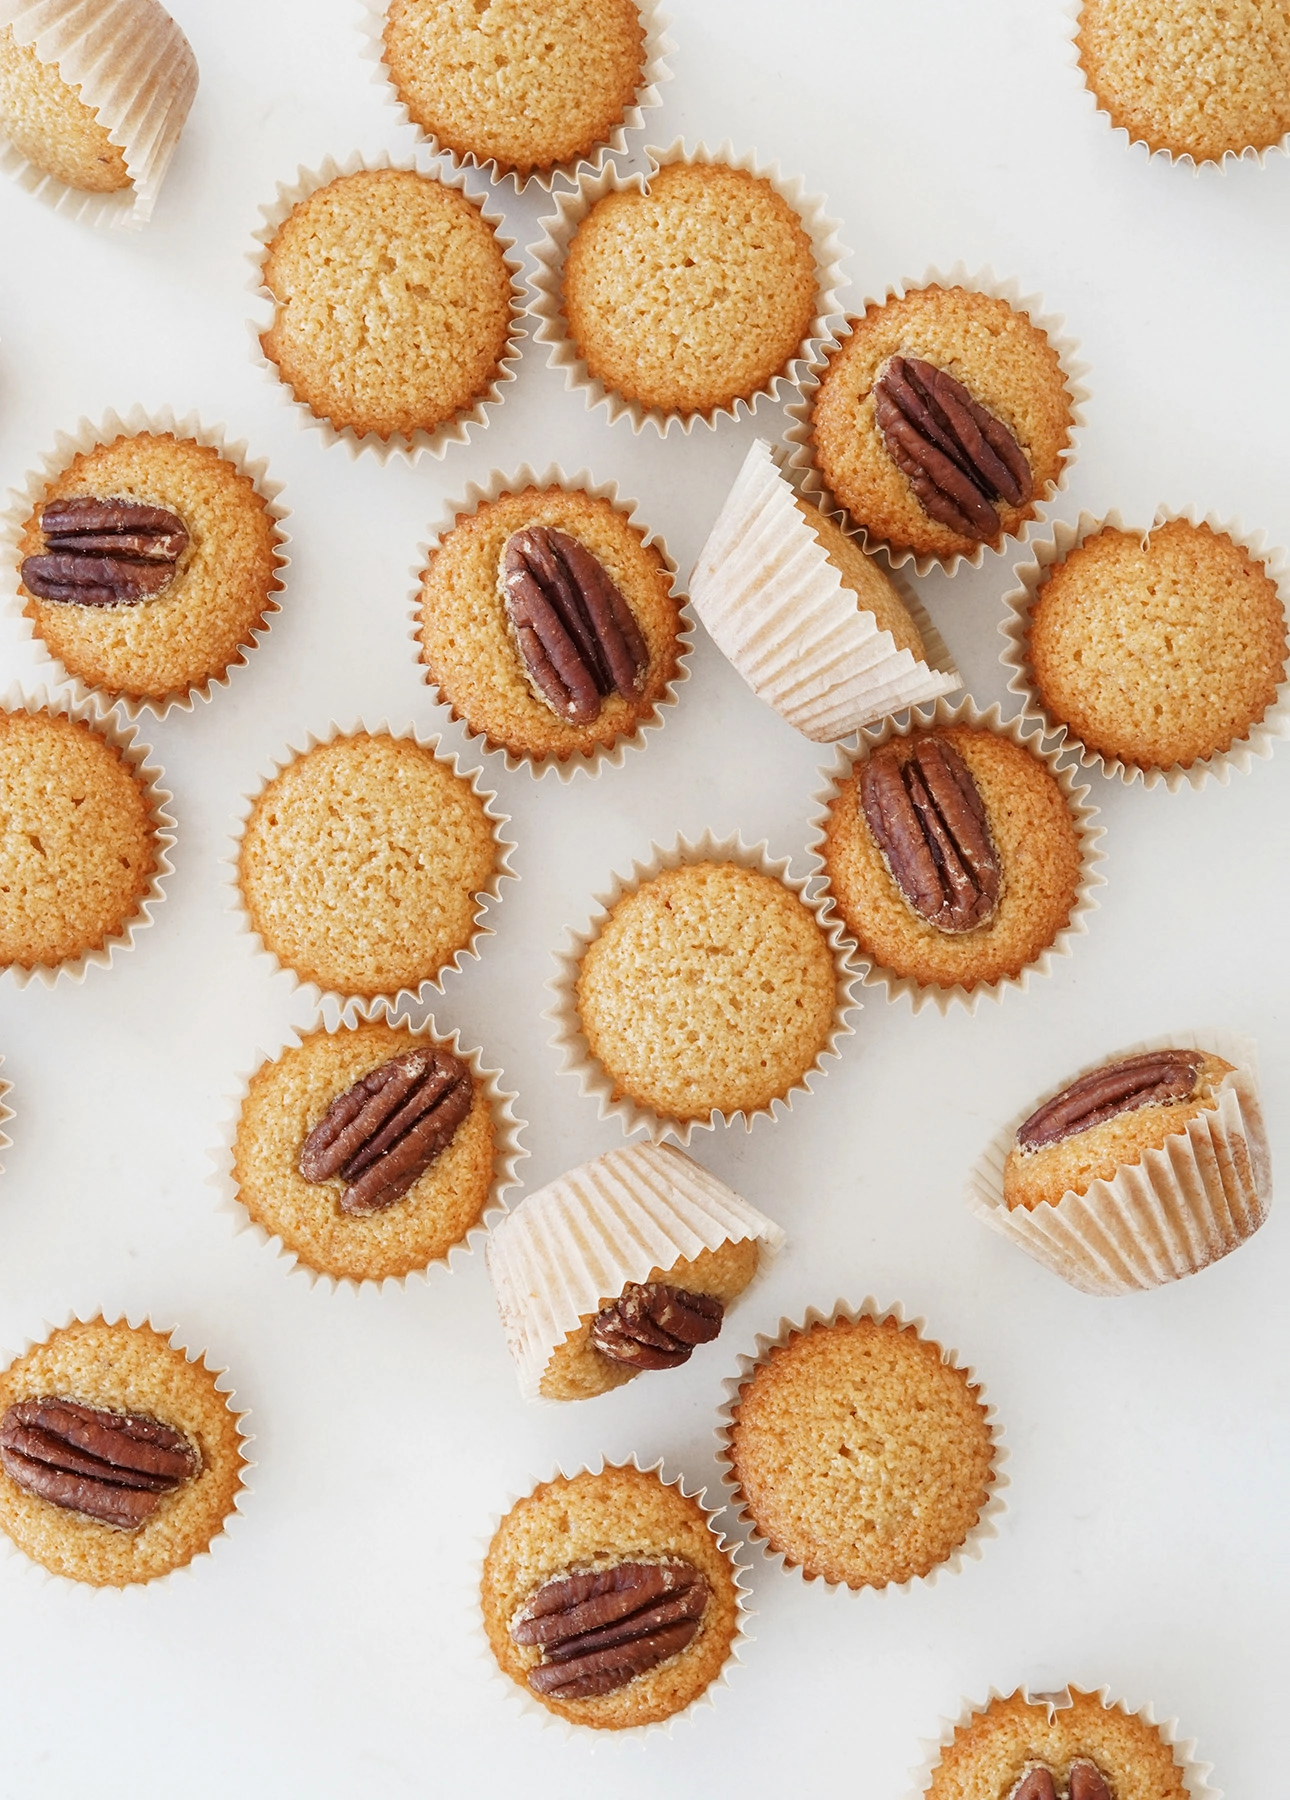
[0,680,175,990]
[806,694,1106,1015]
[248,150,525,462]
[528,137,848,436]
[0,404,290,723]
[356,0,675,193]
[967,1029,1270,1296]
[784,262,1091,578]
[545,827,861,1146]
[409,461,691,780]
[0,0,197,228]
[1000,506,1290,790]
[486,1140,785,1401]
[689,436,961,740]
[715,1297,1009,1595]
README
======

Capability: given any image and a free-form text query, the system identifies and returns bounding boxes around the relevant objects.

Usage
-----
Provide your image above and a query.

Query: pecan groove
[1016,1050,1206,1154]
[0,1397,200,1530]
[591,1282,724,1371]
[299,1047,473,1214]
[874,355,1033,542]
[501,526,649,725]
[22,496,190,606]
[511,1559,709,1700]
[1011,1761,1112,1800]
[860,734,1000,933]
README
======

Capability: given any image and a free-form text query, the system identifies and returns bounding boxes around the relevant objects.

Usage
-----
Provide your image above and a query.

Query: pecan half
[1010,1762,1112,1800]
[298,1047,473,1214]
[511,1559,709,1700]
[590,1282,724,1371]
[860,733,1000,933]
[22,496,189,606]
[1016,1050,1206,1153]
[0,1397,200,1530]
[873,355,1033,542]
[501,525,649,725]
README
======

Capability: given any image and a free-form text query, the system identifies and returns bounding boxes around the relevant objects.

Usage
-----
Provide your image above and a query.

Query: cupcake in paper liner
[2,406,289,722]
[0,0,196,228]
[230,719,515,1008]
[717,1298,1007,1593]
[0,682,174,989]
[477,1456,750,1736]
[214,998,526,1290]
[358,0,674,193]
[690,437,961,740]
[411,462,690,779]
[0,1313,250,1587]
[249,151,524,461]
[545,829,859,1146]
[967,1031,1270,1297]
[784,264,1089,577]
[808,695,1105,1016]
[1000,508,1290,791]
[486,1141,784,1402]
[528,137,847,435]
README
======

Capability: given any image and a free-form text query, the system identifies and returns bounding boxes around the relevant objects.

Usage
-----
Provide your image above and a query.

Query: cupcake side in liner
[528,137,847,437]
[0,0,197,229]
[544,828,861,1147]
[409,461,691,781]
[0,680,175,990]
[0,405,290,724]
[784,262,1090,578]
[806,694,1106,1016]
[1000,507,1290,791]
[486,1141,785,1402]
[689,436,960,740]
[966,1029,1270,1296]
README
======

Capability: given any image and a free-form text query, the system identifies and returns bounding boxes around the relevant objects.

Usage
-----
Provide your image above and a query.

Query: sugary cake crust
[925,1687,1188,1799]
[798,500,927,661]
[0,25,130,192]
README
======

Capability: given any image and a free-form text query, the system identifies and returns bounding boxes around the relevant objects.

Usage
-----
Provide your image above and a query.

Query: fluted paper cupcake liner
[225,715,516,1009]
[966,1030,1270,1296]
[0,1058,12,1173]
[715,1297,1009,1594]
[209,996,527,1292]
[545,828,861,1146]
[0,0,196,228]
[356,0,675,193]
[690,437,961,740]
[1000,506,1290,790]
[528,138,848,436]
[806,694,1106,1015]
[0,680,175,989]
[470,1452,753,1741]
[784,263,1090,578]
[486,1141,785,1401]
[0,405,290,723]
[409,462,691,780]
[248,150,524,462]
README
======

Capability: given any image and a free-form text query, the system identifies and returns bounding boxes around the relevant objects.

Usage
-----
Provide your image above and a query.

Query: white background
[0,2,1285,1794]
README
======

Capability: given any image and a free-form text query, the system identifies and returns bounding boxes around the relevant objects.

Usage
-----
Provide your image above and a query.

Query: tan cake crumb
[797,499,927,661]
[925,1688,1189,1800]
[0,25,130,192]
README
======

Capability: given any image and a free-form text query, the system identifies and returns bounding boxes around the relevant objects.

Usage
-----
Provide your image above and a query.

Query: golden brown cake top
[796,500,927,661]
[925,1688,1189,1800]
[0,25,130,192]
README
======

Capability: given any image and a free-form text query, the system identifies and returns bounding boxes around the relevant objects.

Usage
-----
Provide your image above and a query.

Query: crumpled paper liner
[470,1452,753,1741]
[966,1030,1271,1296]
[409,461,691,781]
[248,150,525,462]
[784,262,1090,578]
[806,694,1106,1015]
[545,828,861,1146]
[209,996,528,1293]
[225,715,517,1010]
[528,137,848,436]
[0,404,290,724]
[999,506,1290,791]
[486,1141,785,1401]
[0,680,175,990]
[355,0,675,193]
[715,1297,1009,1594]
[689,437,960,740]
[0,0,197,229]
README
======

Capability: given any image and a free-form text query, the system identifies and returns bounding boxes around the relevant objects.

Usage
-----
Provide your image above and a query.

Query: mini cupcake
[480,1461,745,1730]
[486,1142,784,1402]
[0,1316,247,1586]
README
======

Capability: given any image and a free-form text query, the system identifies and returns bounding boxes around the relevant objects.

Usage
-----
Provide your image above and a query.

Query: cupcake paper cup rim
[0,404,291,724]
[999,505,1290,790]
[543,826,862,1146]
[527,136,849,437]
[0,1058,12,1172]
[408,460,692,781]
